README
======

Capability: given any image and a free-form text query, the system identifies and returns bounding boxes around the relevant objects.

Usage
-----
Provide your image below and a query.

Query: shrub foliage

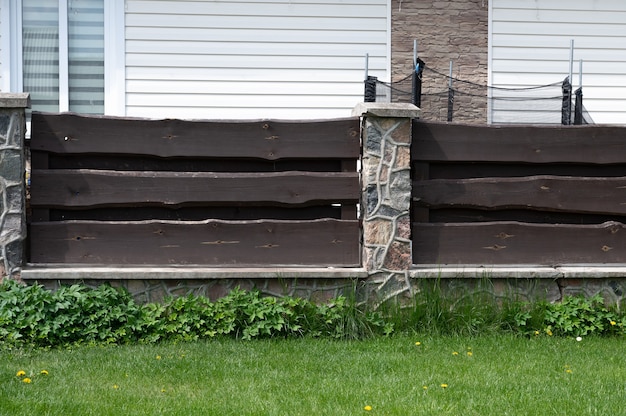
[0,279,624,349]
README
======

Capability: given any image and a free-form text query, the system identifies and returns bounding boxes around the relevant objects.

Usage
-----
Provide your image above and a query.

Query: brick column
[353,103,420,302]
[0,94,30,279]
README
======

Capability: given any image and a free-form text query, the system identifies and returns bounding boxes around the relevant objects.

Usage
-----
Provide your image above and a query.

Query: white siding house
[0,0,389,120]
[490,0,626,125]
[124,0,389,119]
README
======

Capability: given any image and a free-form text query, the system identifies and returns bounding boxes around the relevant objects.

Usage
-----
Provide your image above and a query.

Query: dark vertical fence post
[574,87,583,125]
[561,77,572,125]
[364,76,378,103]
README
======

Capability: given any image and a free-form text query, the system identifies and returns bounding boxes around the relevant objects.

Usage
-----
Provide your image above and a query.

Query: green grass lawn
[1,334,625,415]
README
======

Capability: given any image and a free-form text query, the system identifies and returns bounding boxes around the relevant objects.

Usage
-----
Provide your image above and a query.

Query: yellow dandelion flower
[22,378,32,384]
[610,321,617,326]
[415,341,421,346]
[440,383,449,389]
[16,370,26,377]
[156,355,162,360]
[534,330,540,336]
[161,388,167,393]
[113,384,119,390]
[40,370,49,376]
[467,351,473,357]
[364,405,373,411]
[452,351,459,356]
[546,329,553,336]
[422,385,428,390]
[566,369,573,374]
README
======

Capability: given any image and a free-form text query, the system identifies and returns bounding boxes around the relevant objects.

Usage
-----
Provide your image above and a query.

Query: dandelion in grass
[576,336,582,342]
[113,384,119,390]
[610,321,617,326]
[467,351,473,357]
[422,385,428,391]
[440,384,448,389]
[16,370,26,377]
[545,329,553,336]
[22,378,32,384]
[40,370,49,376]
[566,369,573,374]
[534,330,540,336]
[156,355,162,360]
[364,405,372,411]
[415,341,421,346]
[452,351,459,356]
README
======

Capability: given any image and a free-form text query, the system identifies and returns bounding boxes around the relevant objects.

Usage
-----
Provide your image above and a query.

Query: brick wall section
[391,0,489,123]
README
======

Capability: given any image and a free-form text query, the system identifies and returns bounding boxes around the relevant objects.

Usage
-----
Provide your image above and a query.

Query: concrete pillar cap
[0,93,31,108]
[352,102,420,118]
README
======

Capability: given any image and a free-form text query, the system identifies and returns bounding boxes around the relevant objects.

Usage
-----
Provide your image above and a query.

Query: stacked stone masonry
[0,94,29,279]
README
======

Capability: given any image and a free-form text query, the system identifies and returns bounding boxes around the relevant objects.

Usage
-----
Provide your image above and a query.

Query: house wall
[390,0,489,124]
[0,2,3,92]
[491,0,626,125]
[124,0,389,120]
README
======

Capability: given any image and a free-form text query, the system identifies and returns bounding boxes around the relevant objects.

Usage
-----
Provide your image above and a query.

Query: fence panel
[412,121,626,265]
[29,112,361,267]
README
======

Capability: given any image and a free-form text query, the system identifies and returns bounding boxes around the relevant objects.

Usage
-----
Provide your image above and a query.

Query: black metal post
[364,76,377,102]
[561,77,572,125]
[412,58,425,107]
[574,87,583,125]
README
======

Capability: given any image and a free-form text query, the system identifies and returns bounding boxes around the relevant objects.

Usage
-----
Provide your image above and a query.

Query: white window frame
[0,0,125,115]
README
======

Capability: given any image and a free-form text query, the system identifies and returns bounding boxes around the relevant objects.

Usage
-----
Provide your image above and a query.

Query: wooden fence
[28,112,361,267]
[411,121,626,265]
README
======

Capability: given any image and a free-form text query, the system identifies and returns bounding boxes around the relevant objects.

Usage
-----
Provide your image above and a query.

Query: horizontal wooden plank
[30,112,360,160]
[29,219,359,266]
[412,121,626,164]
[426,162,626,180]
[414,176,626,215]
[413,221,626,265]
[30,170,359,208]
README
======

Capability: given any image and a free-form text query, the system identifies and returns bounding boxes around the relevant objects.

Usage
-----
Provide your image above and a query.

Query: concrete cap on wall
[352,102,420,118]
[0,93,31,108]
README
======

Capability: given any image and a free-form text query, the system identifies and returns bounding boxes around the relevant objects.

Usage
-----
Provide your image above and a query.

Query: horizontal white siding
[125,0,388,120]
[490,0,626,125]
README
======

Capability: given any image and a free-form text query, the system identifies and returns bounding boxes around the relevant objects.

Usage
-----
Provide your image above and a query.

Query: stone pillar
[0,94,30,279]
[353,103,420,303]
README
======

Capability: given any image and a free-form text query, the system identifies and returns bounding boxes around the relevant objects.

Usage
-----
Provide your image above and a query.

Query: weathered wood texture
[30,220,358,266]
[412,121,626,265]
[28,112,360,266]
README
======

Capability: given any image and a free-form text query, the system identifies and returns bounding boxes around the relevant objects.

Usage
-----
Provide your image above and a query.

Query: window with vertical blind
[22,0,103,114]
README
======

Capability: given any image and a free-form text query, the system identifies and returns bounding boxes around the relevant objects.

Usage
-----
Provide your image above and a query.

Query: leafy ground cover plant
[0,279,624,350]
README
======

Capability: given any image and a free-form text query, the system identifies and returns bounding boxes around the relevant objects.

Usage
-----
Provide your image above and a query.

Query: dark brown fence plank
[413,221,626,265]
[30,112,360,160]
[30,219,359,266]
[414,176,626,215]
[413,121,626,164]
[30,170,359,208]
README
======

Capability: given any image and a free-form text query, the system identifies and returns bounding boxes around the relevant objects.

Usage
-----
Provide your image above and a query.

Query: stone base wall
[32,278,357,304]
[391,0,489,123]
[28,276,626,308]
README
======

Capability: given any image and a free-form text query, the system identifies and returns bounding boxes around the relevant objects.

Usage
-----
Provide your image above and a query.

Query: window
[22,0,104,114]
[1,0,123,115]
